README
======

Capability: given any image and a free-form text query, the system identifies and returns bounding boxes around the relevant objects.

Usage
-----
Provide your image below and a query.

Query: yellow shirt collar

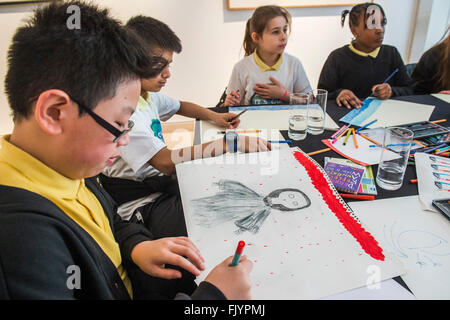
[137,93,154,111]
[253,50,283,71]
[0,135,82,200]
[0,134,133,298]
[349,41,380,58]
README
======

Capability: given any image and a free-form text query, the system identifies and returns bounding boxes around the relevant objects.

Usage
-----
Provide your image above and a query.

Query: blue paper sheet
[339,98,383,126]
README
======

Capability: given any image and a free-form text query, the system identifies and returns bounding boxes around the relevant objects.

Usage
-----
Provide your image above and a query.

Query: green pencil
[343,128,351,146]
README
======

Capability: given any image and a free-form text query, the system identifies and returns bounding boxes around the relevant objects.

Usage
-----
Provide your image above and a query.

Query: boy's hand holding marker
[205,254,253,300]
[205,241,253,300]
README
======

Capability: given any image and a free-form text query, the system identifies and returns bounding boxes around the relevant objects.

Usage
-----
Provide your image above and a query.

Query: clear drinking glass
[288,93,309,141]
[376,127,414,190]
[307,89,327,135]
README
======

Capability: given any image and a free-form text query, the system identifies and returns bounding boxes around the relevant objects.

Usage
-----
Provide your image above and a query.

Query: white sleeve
[151,92,181,121]
[119,111,166,173]
[226,63,246,105]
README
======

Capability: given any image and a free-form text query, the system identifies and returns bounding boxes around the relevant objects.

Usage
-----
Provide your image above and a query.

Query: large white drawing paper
[176,148,404,299]
[415,153,450,212]
[348,196,450,300]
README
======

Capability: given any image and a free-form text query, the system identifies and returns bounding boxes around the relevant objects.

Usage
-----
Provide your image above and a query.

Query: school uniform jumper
[318,43,413,100]
[226,51,312,105]
[0,136,224,300]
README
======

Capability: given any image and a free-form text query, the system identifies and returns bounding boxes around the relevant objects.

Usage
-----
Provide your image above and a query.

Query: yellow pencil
[352,128,358,149]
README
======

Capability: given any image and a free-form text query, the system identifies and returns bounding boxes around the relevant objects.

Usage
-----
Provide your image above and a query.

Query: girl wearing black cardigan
[318,3,412,109]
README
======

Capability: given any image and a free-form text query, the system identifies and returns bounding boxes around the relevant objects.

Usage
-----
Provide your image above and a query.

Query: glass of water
[376,127,414,190]
[307,89,328,135]
[288,93,309,140]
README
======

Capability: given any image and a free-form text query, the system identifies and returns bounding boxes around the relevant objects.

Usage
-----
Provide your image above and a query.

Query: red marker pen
[230,241,245,266]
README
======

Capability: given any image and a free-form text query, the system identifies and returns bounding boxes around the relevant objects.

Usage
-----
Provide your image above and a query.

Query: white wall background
[0,0,446,135]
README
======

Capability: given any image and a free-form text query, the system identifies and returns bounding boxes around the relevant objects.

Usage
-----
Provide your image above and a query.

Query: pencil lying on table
[343,128,351,146]
[339,193,375,201]
[352,128,358,149]
[357,132,380,145]
[307,148,331,156]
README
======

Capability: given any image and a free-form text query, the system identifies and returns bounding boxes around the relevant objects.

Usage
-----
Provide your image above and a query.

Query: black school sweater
[0,177,225,300]
[318,44,413,100]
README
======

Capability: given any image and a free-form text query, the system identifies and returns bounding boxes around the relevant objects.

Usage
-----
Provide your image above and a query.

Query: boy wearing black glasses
[0,1,252,300]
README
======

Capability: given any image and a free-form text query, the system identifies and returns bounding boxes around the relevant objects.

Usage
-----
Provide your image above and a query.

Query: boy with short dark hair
[0,1,252,300]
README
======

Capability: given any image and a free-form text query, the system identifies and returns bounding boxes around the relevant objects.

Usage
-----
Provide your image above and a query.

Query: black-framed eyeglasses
[72,98,134,143]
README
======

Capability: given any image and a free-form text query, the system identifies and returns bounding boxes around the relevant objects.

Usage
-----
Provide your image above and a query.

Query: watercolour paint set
[393,120,450,139]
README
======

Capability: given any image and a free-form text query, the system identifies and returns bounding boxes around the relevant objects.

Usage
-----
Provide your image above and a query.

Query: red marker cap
[236,241,245,254]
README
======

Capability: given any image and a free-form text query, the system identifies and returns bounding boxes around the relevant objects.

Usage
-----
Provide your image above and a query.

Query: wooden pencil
[431,119,447,124]
[307,147,331,156]
[352,128,358,149]
[357,132,380,145]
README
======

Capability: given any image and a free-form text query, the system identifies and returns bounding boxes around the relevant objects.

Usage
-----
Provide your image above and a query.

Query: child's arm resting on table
[150,136,271,176]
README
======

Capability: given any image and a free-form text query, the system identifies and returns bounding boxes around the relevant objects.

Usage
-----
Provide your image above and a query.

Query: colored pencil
[355,119,378,133]
[343,128,351,145]
[307,147,331,156]
[357,132,381,145]
[369,143,416,148]
[384,68,399,83]
[339,193,375,201]
[413,140,427,148]
[424,143,447,154]
[436,146,450,154]
[431,119,447,124]
[331,124,348,139]
[332,128,351,144]
[230,109,247,122]
[218,129,261,134]
[267,140,292,143]
[352,128,358,149]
